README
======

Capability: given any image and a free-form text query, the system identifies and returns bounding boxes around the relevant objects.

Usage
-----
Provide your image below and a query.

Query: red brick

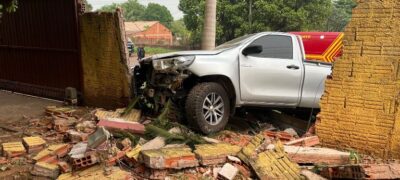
[2,142,26,158]
[140,147,198,169]
[31,162,60,179]
[97,119,145,134]
[363,164,400,179]
[33,144,71,163]
[72,152,99,170]
[106,147,132,166]
[22,137,46,154]
[283,146,350,165]
[117,138,132,151]
[0,157,8,165]
[58,161,72,173]
[264,130,294,142]
[284,136,320,147]
[67,130,89,143]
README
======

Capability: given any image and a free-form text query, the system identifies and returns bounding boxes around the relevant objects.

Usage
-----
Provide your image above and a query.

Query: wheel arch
[189,75,237,115]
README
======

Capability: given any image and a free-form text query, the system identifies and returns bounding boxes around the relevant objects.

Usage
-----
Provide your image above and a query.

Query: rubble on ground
[0,105,397,180]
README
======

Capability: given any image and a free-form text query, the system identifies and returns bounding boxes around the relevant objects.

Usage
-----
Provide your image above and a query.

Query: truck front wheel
[185,82,230,134]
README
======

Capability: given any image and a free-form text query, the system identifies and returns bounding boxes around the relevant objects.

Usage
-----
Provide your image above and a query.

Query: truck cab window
[248,35,293,59]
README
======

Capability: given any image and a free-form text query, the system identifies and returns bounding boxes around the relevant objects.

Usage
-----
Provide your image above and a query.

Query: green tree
[0,0,18,19]
[99,0,145,21]
[99,3,118,12]
[83,0,93,12]
[141,3,174,28]
[170,19,191,45]
[179,0,333,45]
[326,0,357,31]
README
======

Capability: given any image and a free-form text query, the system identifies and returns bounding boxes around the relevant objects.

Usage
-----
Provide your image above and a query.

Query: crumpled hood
[148,49,225,60]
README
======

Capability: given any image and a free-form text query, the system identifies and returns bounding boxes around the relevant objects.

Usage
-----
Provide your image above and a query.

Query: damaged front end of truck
[132,55,197,115]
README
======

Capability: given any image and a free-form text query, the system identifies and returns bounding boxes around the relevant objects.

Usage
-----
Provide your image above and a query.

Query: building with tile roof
[125,21,173,46]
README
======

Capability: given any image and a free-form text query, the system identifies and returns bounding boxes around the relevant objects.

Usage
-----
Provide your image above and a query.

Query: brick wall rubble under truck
[317,0,400,159]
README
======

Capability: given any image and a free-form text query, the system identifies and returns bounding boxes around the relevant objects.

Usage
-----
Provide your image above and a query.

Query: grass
[144,46,179,55]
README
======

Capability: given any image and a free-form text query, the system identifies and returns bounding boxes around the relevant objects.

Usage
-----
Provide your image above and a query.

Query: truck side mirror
[242,45,263,56]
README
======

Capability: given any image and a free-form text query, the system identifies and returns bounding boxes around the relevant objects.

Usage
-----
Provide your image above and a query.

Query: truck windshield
[215,34,255,50]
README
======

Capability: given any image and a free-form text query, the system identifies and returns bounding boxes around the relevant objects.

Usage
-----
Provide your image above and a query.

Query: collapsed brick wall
[80,11,131,109]
[317,0,400,159]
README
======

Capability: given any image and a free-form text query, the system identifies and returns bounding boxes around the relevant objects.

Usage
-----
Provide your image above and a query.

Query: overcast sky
[87,0,183,20]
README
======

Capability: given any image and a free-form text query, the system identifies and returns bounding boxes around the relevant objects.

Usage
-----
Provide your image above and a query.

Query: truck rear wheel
[185,82,230,134]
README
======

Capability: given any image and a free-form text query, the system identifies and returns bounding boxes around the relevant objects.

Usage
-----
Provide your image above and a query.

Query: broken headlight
[152,56,195,70]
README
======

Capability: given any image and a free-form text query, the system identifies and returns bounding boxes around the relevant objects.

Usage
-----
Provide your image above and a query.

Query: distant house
[125,21,173,46]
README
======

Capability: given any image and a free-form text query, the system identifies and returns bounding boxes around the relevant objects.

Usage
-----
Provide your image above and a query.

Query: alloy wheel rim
[202,92,224,125]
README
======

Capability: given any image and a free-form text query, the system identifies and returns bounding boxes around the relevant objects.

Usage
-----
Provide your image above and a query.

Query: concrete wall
[80,11,131,109]
[317,0,400,159]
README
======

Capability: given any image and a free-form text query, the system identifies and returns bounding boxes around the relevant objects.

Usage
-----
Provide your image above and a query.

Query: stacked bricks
[22,136,46,153]
[139,147,199,169]
[194,143,241,165]
[317,0,400,159]
[80,11,131,109]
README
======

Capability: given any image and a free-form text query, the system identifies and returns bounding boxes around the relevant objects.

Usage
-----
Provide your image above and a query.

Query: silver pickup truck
[134,32,332,134]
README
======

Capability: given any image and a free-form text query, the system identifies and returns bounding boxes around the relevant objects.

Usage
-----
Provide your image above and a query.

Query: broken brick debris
[45,106,77,116]
[0,157,8,165]
[284,135,320,147]
[237,134,264,165]
[95,108,141,122]
[140,146,199,169]
[58,161,72,173]
[68,142,88,159]
[216,131,252,147]
[75,121,97,133]
[87,127,110,149]
[238,134,302,180]
[97,119,145,134]
[253,144,302,179]
[117,138,132,151]
[218,163,238,180]
[2,142,26,158]
[106,147,132,166]
[264,130,294,142]
[194,143,241,165]
[301,170,327,180]
[72,152,99,170]
[362,163,400,179]
[141,127,181,151]
[22,136,46,154]
[144,168,169,180]
[319,165,365,179]
[282,145,350,165]
[125,145,142,163]
[67,129,89,143]
[54,118,74,133]
[227,155,241,164]
[58,165,133,180]
[31,162,60,179]
[33,144,71,163]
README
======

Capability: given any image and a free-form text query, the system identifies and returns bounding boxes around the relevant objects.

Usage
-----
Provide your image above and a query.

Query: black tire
[185,82,230,134]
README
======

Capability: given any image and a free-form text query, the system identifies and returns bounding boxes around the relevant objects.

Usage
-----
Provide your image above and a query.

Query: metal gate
[0,0,82,100]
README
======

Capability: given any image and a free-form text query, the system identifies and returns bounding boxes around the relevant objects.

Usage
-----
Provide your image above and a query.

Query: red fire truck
[291,32,344,63]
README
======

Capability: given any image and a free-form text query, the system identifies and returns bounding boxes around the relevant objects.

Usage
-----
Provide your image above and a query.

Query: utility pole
[201,0,217,50]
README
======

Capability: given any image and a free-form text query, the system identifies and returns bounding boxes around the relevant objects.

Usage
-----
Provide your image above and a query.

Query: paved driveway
[0,90,61,123]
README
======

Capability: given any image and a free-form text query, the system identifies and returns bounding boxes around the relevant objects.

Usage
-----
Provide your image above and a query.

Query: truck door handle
[286,65,299,70]
[241,64,253,67]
